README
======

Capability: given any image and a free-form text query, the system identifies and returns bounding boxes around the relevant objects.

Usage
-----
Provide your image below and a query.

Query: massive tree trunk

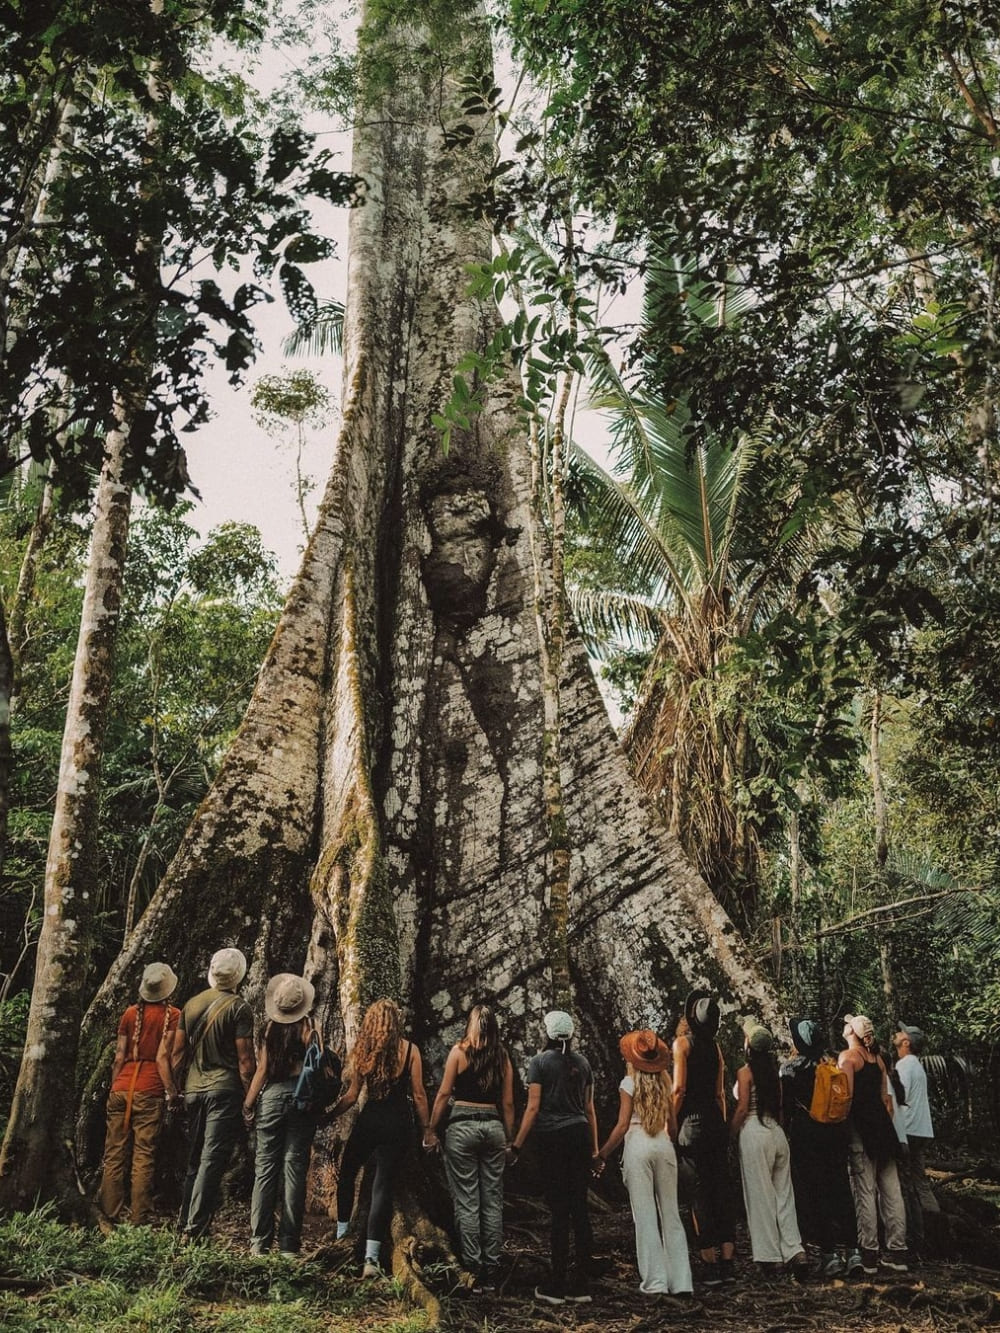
[80,0,781,1190]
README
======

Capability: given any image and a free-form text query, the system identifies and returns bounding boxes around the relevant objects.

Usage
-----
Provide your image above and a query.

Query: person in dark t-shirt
[510,1011,599,1307]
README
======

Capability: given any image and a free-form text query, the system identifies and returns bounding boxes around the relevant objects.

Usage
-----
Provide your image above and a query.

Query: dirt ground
[204,1171,1000,1333]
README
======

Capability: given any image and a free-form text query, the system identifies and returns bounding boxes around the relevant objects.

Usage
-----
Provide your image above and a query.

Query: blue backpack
[293,1033,343,1113]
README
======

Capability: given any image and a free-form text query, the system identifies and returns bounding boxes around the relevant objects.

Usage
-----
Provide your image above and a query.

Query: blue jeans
[442,1114,506,1269]
[250,1080,318,1253]
[180,1089,242,1237]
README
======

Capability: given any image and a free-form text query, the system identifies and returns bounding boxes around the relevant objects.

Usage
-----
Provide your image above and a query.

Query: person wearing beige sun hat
[243,973,332,1256]
[596,1030,693,1299]
[839,1013,908,1275]
[98,962,180,1227]
[165,947,255,1240]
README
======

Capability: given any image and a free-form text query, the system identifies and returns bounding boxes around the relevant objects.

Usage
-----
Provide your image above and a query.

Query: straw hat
[619,1029,670,1072]
[139,962,178,1003]
[264,973,315,1025]
[844,1013,874,1042]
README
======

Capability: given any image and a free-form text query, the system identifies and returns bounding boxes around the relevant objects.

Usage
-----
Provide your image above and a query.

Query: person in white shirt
[892,1025,938,1220]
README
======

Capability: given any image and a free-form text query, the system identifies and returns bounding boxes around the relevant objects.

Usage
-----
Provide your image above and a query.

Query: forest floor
[3,1171,1000,1332]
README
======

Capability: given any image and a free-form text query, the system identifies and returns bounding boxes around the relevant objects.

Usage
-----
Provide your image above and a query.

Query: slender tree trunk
[0,423,133,1212]
[0,5,166,1212]
[869,687,889,867]
[80,0,782,1248]
[8,476,56,694]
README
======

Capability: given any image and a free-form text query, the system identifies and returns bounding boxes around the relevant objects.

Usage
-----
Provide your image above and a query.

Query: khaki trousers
[99,1090,165,1224]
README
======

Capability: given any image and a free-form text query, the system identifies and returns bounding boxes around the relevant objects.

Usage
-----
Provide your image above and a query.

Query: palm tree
[570,253,835,927]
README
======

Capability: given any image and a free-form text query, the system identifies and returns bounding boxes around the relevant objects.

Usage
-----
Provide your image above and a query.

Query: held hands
[591,1153,606,1178]
[242,1102,255,1124]
[421,1128,439,1152]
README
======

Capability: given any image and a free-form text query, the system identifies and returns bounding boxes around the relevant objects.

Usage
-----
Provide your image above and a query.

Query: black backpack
[292,1032,343,1113]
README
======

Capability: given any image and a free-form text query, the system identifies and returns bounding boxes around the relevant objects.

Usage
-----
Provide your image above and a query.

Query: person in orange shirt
[98,962,181,1226]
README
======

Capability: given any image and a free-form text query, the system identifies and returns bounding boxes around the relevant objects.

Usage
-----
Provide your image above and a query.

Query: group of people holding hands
[98,951,936,1308]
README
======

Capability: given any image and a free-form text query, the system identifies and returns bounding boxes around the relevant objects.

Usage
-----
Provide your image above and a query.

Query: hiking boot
[859,1249,879,1276]
[473,1267,498,1294]
[788,1252,809,1282]
[880,1250,909,1273]
[534,1281,565,1306]
[819,1251,844,1278]
[845,1249,865,1277]
[362,1260,382,1280]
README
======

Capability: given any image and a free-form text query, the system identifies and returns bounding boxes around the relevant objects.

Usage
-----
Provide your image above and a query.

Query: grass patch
[0,1208,418,1333]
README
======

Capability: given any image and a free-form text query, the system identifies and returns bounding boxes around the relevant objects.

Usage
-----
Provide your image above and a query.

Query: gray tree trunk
[0,426,133,1212]
[80,0,781,1219]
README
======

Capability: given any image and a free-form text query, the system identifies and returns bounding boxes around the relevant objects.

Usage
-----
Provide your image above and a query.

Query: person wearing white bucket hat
[243,974,329,1256]
[166,947,254,1240]
[98,962,180,1227]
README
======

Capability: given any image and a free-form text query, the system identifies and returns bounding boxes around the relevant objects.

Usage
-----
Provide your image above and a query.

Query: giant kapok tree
[63,0,780,1255]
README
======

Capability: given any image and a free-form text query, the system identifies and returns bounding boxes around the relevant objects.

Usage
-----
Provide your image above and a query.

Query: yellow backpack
[809,1057,852,1124]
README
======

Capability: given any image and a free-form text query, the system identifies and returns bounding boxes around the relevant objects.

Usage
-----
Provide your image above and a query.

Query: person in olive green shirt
[160,948,255,1239]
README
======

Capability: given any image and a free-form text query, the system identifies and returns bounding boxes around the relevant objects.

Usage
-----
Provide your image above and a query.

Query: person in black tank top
[672,990,736,1284]
[426,1004,514,1287]
[839,1015,908,1274]
[329,999,431,1277]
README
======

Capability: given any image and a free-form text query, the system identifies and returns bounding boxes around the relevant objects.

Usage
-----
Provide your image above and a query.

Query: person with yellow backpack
[779,1017,863,1278]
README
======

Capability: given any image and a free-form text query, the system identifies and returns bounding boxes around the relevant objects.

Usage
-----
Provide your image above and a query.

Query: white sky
[179,25,631,584]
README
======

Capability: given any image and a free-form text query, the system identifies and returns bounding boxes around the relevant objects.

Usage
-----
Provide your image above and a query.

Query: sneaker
[719,1257,737,1284]
[700,1262,723,1287]
[278,1250,299,1259]
[844,1249,865,1277]
[362,1260,382,1279]
[473,1268,497,1294]
[789,1252,809,1282]
[820,1252,844,1278]
[859,1248,879,1276]
[880,1250,909,1273]
[565,1278,592,1304]
[534,1282,565,1306]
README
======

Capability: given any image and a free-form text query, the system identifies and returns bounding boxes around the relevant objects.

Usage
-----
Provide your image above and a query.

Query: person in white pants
[596,1030,693,1298]
[731,1021,807,1275]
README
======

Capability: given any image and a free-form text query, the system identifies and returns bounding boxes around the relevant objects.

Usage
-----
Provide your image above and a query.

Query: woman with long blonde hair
[596,1030,693,1297]
[330,998,430,1277]
[426,1003,514,1288]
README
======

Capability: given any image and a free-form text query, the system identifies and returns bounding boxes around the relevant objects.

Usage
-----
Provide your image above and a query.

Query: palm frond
[282,299,345,359]
[570,440,696,615]
[567,584,663,658]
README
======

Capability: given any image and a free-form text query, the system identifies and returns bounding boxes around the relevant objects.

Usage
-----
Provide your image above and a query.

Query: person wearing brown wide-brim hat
[98,963,181,1227]
[596,1031,693,1298]
[672,991,736,1284]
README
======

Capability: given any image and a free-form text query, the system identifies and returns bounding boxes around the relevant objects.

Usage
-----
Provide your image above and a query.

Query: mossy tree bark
[80,0,782,1224]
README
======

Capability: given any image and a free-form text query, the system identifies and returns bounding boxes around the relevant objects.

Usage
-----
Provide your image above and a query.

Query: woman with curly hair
[426,1003,514,1287]
[330,998,430,1277]
[730,1021,806,1277]
[596,1030,693,1298]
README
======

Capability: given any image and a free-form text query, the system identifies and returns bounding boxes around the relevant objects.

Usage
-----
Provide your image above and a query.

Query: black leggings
[337,1104,409,1241]
[535,1122,594,1282]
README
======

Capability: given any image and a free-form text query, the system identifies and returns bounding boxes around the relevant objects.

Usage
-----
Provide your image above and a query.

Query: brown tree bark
[78,0,782,1242]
